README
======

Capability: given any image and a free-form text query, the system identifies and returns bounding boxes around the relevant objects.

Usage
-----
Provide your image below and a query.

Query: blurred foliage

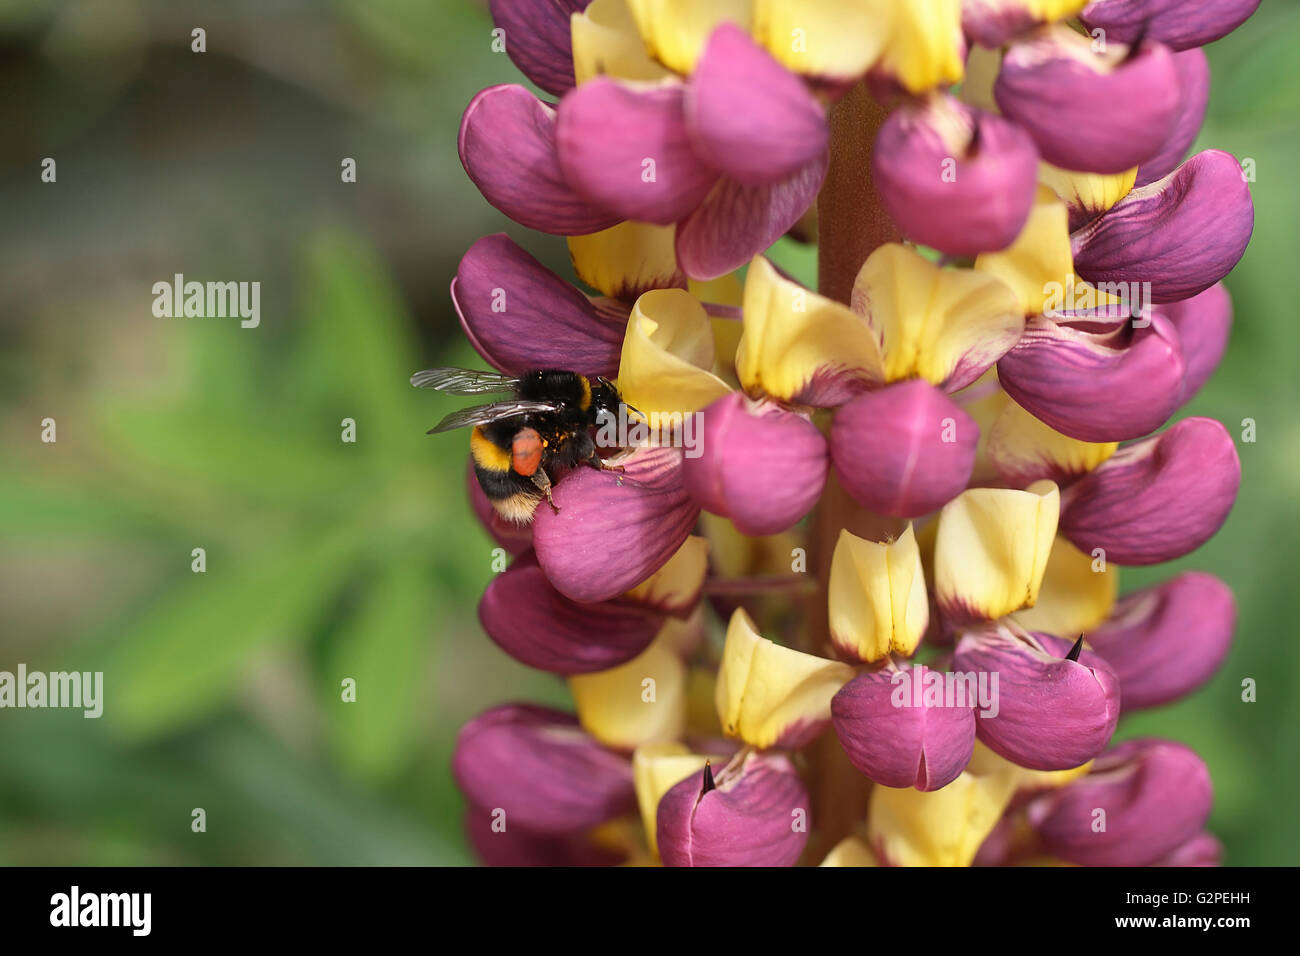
[1,0,1298,865]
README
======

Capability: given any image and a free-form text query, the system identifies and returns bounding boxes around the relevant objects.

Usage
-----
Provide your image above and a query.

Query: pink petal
[459,85,623,235]
[1080,0,1261,52]
[1072,149,1255,304]
[451,703,636,834]
[997,309,1186,442]
[830,380,979,518]
[873,96,1038,256]
[1087,571,1235,711]
[479,551,665,674]
[465,801,625,866]
[1027,738,1213,866]
[675,152,828,280]
[831,665,976,791]
[995,37,1181,174]
[555,78,720,226]
[488,0,590,97]
[657,751,809,867]
[953,630,1121,771]
[453,233,626,378]
[685,24,829,186]
[1136,47,1210,187]
[1164,283,1233,403]
[1059,417,1241,565]
[534,447,701,603]
[681,392,828,536]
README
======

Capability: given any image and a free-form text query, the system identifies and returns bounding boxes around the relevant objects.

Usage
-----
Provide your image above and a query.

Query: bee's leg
[530,469,560,514]
[586,448,625,473]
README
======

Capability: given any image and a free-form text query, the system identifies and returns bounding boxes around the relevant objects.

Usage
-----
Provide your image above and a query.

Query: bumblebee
[412,367,634,524]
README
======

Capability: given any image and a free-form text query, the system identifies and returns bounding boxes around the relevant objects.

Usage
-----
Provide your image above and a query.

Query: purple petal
[1164,282,1233,403]
[953,630,1121,772]
[452,703,636,833]
[675,152,828,280]
[830,380,979,518]
[479,552,665,674]
[681,392,828,536]
[465,801,625,866]
[831,665,977,791]
[873,95,1038,256]
[963,0,1065,47]
[995,36,1181,174]
[997,308,1186,442]
[1087,571,1236,711]
[1151,831,1223,867]
[555,78,720,226]
[1059,417,1241,565]
[684,24,828,186]
[1080,0,1261,52]
[488,0,591,96]
[459,85,622,235]
[1136,47,1210,187]
[1072,149,1255,304]
[1027,738,1213,866]
[534,447,701,603]
[453,234,626,379]
[657,751,809,867]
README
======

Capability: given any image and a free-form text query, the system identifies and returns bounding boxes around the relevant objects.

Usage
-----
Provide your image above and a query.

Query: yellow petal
[828,524,929,663]
[685,665,724,738]
[960,43,1001,112]
[867,768,1015,866]
[820,834,879,867]
[699,511,803,579]
[625,0,754,74]
[737,255,884,404]
[690,273,745,386]
[987,396,1117,486]
[568,221,684,300]
[851,243,1022,389]
[876,0,965,93]
[1038,162,1137,224]
[934,480,1060,621]
[754,0,891,80]
[632,742,715,857]
[625,534,710,614]
[966,739,1092,794]
[1011,535,1118,637]
[617,288,733,416]
[715,607,854,748]
[975,187,1075,316]
[572,0,675,84]
[570,637,687,749]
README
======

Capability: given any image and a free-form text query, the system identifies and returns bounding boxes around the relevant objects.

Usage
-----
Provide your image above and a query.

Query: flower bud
[831,665,977,791]
[657,751,810,867]
[831,380,979,518]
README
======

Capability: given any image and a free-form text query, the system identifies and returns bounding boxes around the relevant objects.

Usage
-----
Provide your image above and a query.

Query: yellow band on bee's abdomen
[470,426,512,472]
[578,375,592,412]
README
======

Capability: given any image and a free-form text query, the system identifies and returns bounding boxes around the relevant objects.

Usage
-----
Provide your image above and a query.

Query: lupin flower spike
[435,0,1258,868]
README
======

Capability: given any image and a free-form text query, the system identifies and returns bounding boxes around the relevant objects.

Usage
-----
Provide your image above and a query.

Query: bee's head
[590,376,644,423]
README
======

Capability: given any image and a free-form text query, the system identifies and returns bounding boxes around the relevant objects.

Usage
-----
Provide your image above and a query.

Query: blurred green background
[1,0,1296,865]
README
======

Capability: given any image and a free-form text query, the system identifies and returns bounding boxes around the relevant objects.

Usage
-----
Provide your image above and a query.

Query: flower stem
[816,81,901,305]
[804,80,900,862]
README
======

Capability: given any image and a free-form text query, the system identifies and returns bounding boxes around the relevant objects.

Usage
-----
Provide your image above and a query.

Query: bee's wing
[427,400,562,434]
[411,367,521,394]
